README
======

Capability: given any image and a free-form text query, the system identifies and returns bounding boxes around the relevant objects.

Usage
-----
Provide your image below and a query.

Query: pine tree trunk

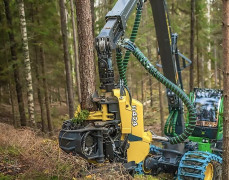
[159,81,164,136]
[136,81,139,100]
[196,49,200,87]
[149,75,153,107]
[65,86,68,105]
[59,0,75,118]
[189,0,195,91]
[40,47,53,134]
[75,0,96,111]
[207,60,212,88]
[0,86,2,104]
[18,0,36,126]
[58,87,61,106]
[207,0,212,88]
[90,0,96,75]
[219,61,222,89]
[90,0,95,37]
[5,44,17,127]
[3,0,27,126]
[128,60,133,96]
[222,0,229,178]
[8,83,16,127]
[146,23,153,107]
[34,45,46,132]
[196,14,200,88]
[31,5,46,132]
[156,41,164,135]
[200,54,204,87]
[141,78,144,103]
[70,0,81,104]
[214,44,218,88]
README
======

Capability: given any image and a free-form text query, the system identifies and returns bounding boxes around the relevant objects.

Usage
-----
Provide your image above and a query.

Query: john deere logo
[132,105,138,127]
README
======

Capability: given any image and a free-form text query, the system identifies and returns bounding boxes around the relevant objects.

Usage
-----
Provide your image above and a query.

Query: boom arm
[150,0,178,85]
[149,0,193,137]
[96,0,142,91]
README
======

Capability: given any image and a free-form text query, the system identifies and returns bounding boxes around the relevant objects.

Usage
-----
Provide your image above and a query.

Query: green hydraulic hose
[116,48,125,82]
[172,111,178,137]
[116,2,143,85]
[121,40,196,144]
[123,4,143,72]
[164,110,178,137]
[164,110,174,136]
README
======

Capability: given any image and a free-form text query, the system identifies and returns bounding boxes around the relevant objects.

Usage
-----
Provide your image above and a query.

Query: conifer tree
[189,0,195,91]
[59,0,74,118]
[75,0,96,111]
[3,0,27,126]
[70,0,81,103]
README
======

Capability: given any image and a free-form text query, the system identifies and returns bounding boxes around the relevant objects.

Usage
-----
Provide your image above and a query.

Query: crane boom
[96,0,141,91]
[150,0,178,85]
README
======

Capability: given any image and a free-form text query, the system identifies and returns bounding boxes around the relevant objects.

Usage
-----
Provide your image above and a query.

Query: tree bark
[222,0,229,179]
[189,0,195,92]
[90,0,95,37]
[70,0,81,104]
[75,0,96,111]
[147,57,153,107]
[219,61,222,89]
[0,86,2,104]
[18,0,36,126]
[34,45,46,132]
[149,75,153,107]
[214,43,218,89]
[157,40,165,135]
[8,83,16,127]
[3,0,27,126]
[147,35,153,107]
[200,54,204,87]
[58,87,61,106]
[159,80,165,136]
[196,13,200,88]
[141,78,144,103]
[5,44,17,127]
[207,0,212,88]
[40,47,53,134]
[59,0,75,118]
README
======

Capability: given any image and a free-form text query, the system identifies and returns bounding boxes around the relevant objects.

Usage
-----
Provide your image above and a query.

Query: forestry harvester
[59,0,223,179]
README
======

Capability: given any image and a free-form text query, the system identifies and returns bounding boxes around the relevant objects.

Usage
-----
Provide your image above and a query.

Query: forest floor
[0,103,172,180]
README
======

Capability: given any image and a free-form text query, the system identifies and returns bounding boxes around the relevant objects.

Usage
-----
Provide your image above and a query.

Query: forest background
[0,0,225,179]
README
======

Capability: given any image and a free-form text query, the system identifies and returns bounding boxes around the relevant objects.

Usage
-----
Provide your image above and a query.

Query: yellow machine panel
[113,89,132,134]
[131,99,144,138]
[73,89,153,165]
[113,89,152,164]
[127,141,150,164]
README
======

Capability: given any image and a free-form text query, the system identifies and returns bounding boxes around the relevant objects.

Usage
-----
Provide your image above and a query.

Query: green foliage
[19,170,58,180]
[135,174,158,179]
[0,145,21,157]
[71,110,89,124]
[0,174,14,180]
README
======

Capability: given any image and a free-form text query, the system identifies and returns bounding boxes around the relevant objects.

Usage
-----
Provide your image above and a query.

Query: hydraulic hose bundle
[116,1,143,86]
[120,40,196,144]
[164,110,178,137]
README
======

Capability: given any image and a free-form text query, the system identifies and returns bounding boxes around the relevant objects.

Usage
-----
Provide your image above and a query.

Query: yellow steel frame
[77,89,153,164]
